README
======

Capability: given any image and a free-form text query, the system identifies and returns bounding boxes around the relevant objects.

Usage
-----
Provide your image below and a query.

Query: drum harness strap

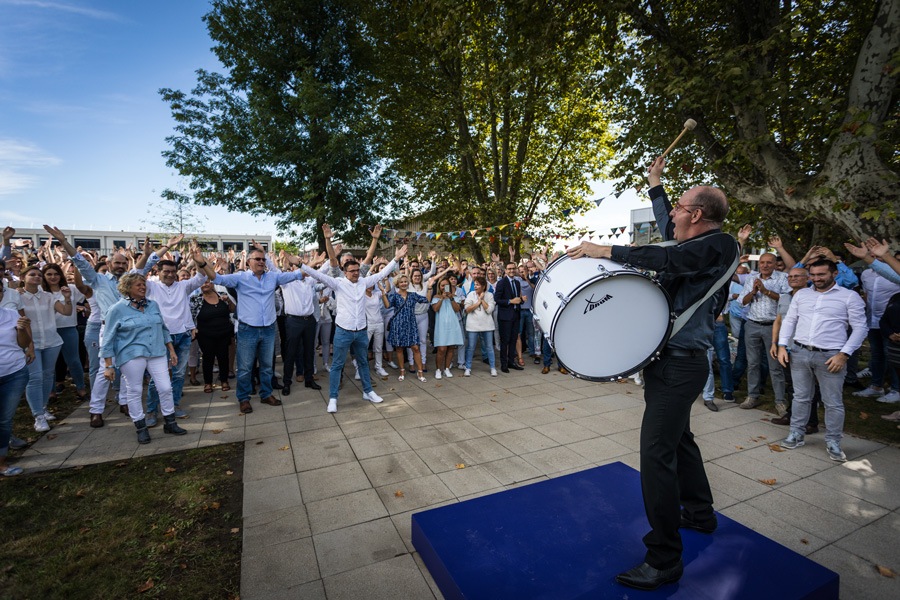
[652,239,741,338]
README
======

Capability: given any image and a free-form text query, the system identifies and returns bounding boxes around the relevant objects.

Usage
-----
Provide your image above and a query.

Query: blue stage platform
[412,462,838,599]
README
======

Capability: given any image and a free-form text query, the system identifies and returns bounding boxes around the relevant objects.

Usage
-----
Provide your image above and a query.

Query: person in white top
[280,264,322,395]
[144,248,208,424]
[19,265,72,433]
[298,224,406,413]
[776,259,868,462]
[463,276,497,376]
[42,264,87,402]
[364,283,389,379]
[0,303,32,477]
[852,267,900,401]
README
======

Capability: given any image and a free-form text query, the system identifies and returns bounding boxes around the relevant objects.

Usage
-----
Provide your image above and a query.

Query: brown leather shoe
[260,396,283,407]
[558,367,569,375]
[90,413,104,428]
[771,415,790,426]
[119,404,128,414]
[541,366,550,374]
[239,401,253,414]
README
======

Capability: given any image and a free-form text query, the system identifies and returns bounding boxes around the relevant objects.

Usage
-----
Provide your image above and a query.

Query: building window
[224,241,244,251]
[73,237,101,250]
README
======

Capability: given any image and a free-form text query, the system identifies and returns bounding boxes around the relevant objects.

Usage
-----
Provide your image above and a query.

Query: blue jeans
[26,345,62,416]
[84,321,101,390]
[702,321,734,400]
[541,337,553,367]
[465,331,495,369]
[147,331,192,412]
[519,309,535,355]
[868,329,900,390]
[236,323,276,402]
[0,365,29,456]
[57,326,87,392]
[330,326,374,399]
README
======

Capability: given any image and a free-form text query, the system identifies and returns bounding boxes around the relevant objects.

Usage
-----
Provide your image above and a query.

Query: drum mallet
[660,118,697,159]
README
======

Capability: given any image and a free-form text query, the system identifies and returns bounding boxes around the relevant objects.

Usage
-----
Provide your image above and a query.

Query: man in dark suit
[494,262,524,373]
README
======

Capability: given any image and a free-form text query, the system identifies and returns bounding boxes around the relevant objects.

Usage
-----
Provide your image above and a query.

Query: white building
[7,228,272,255]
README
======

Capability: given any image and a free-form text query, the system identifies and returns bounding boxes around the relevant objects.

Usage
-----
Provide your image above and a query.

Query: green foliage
[160,0,408,248]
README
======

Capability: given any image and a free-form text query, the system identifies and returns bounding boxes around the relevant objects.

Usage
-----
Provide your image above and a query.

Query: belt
[239,322,272,328]
[662,347,706,358]
[794,342,840,353]
[748,319,775,326]
[337,325,366,333]
[287,314,315,319]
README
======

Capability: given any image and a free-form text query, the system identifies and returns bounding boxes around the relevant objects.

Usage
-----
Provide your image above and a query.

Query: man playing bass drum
[567,156,739,591]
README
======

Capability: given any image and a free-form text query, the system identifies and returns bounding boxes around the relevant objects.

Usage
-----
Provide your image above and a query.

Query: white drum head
[551,273,672,380]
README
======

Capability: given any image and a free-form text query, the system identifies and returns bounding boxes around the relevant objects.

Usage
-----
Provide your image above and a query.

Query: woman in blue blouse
[380,273,433,382]
[100,273,186,443]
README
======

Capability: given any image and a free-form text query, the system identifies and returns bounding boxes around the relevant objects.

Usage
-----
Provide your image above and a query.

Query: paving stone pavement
[16,363,900,599]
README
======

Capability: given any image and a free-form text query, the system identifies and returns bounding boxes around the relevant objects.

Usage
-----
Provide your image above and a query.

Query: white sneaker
[878,391,900,403]
[856,367,871,378]
[464,369,471,377]
[853,386,884,398]
[490,368,498,377]
[375,367,389,378]
[387,361,399,369]
[444,368,453,378]
[34,414,50,432]
[327,398,338,413]
[354,370,361,380]
[435,370,442,380]
[43,410,57,421]
[457,363,465,370]
[323,362,330,371]
[363,390,383,404]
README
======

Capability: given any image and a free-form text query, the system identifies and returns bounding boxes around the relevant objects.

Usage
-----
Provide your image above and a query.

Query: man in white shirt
[144,252,207,425]
[299,224,405,413]
[739,253,791,413]
[776,260,867,462]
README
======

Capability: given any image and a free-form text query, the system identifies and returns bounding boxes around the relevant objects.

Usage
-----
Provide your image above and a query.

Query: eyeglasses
[787,274,807,279]
[248,257,266,261]
[673,201,702,214]
[345,269,360,274]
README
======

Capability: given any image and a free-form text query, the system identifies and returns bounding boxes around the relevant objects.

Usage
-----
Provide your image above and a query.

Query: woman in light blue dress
[431,274,464,379]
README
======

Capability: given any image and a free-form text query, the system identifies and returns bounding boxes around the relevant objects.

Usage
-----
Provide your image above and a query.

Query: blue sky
[0,0,646,243]
[0,0,280,236]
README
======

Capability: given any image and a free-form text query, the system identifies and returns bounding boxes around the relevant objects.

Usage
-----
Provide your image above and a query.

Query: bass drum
[532,256,673,381]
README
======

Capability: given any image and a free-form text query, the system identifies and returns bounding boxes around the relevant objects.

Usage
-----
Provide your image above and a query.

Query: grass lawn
[0,442,244,599]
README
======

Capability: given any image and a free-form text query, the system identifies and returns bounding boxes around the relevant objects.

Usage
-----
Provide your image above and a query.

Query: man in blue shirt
[198,247,305,414]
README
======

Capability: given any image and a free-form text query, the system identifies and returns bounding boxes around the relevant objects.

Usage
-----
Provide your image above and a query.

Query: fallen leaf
[768,444,786,453]
[455,463,466,469]
[230,528,240,534]
[800,538,809,545]
[163,527,176,538]
[390,387,396,391]
[46,434,58,440]
[164,467,177,473]
[221,395,228,399]
[875,564,896,578]
[394,490,404,498]
[749,437,758,442]
[210,501,221,510]
[255,441,264,445]
[179,563,188,570]
[79,527,91,534]
[558,407,565,411]
[491,393,496,397]
[136,579,154,593]
[490,399,497,402]
[75,489,86,498]
[758,478,777,486]
[435,384,442,387]
[859,412,869,420]
[198,486,207,493]
[212,429,224,434]
[735,446,744,450]
[225,470,234,476]
[115,462,127,467]
[278,445,290,451]
[73,465,84,470]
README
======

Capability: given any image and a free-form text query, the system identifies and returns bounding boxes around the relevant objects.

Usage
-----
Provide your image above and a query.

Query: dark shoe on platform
[501,367,510,374]
[90,413,104,428]
[509,364,524,371]
[805,424,819,434]
[260,396,283,407]
[134,419,151,445]
[681,513,717,534]
[281,384,291,396]
[615,560,683,590]
[305,381,322,390]
[163,414,187,435]
[771,415,791,426]
[239,401,253,414]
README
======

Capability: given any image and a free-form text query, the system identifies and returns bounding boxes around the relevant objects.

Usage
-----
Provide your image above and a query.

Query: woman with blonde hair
[99,273,186,442]
[380,272,432,382]
[431,273,464,378]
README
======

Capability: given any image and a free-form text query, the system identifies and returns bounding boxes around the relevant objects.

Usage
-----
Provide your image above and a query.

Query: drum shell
[533,256,674,381]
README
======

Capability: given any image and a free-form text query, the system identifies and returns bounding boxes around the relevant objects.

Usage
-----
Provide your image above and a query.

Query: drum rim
[543,264,675,382]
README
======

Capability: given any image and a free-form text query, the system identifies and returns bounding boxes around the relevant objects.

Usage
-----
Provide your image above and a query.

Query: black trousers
[639,353,714,569]
[198,330,232,384]
[498,317,518,369]
[283,315,317,383]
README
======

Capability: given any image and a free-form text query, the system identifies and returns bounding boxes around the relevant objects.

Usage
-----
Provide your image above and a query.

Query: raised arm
[362,225,382,265]
[769,236,796,269]
[0,226,13,260]
[322,223,339,267]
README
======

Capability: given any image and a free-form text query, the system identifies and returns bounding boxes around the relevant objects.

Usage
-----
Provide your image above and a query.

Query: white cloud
[0,137,60,195]
[0,208,40,223]
[0,0,123,21]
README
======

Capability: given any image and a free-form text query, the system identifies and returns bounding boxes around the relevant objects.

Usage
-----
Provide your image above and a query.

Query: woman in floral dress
[381,273,433,382]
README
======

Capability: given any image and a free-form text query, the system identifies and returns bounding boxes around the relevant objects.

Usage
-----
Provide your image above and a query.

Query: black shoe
[615,560,683,590]
[272,378,284,390]
[704,400,719,412]
[771,415,790,426]
[680,513,717,534]
[163,414,187,436]
[305,381,322,390]
[509,364,524,371]
[134,419,151,445]
[482,358,490,364]
[501,367,510,373]
[281,384,291,396]
[533,357,540,364]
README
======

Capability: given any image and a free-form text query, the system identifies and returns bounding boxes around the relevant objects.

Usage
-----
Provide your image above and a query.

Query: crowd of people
[1,221,898,474]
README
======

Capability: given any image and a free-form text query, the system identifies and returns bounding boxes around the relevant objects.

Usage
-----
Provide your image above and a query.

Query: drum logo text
[584,293,613,315]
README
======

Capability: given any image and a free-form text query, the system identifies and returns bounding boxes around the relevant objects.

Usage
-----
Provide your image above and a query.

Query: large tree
[602,0,899,248]
[160,0,404,248]
[367,0,614,261]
